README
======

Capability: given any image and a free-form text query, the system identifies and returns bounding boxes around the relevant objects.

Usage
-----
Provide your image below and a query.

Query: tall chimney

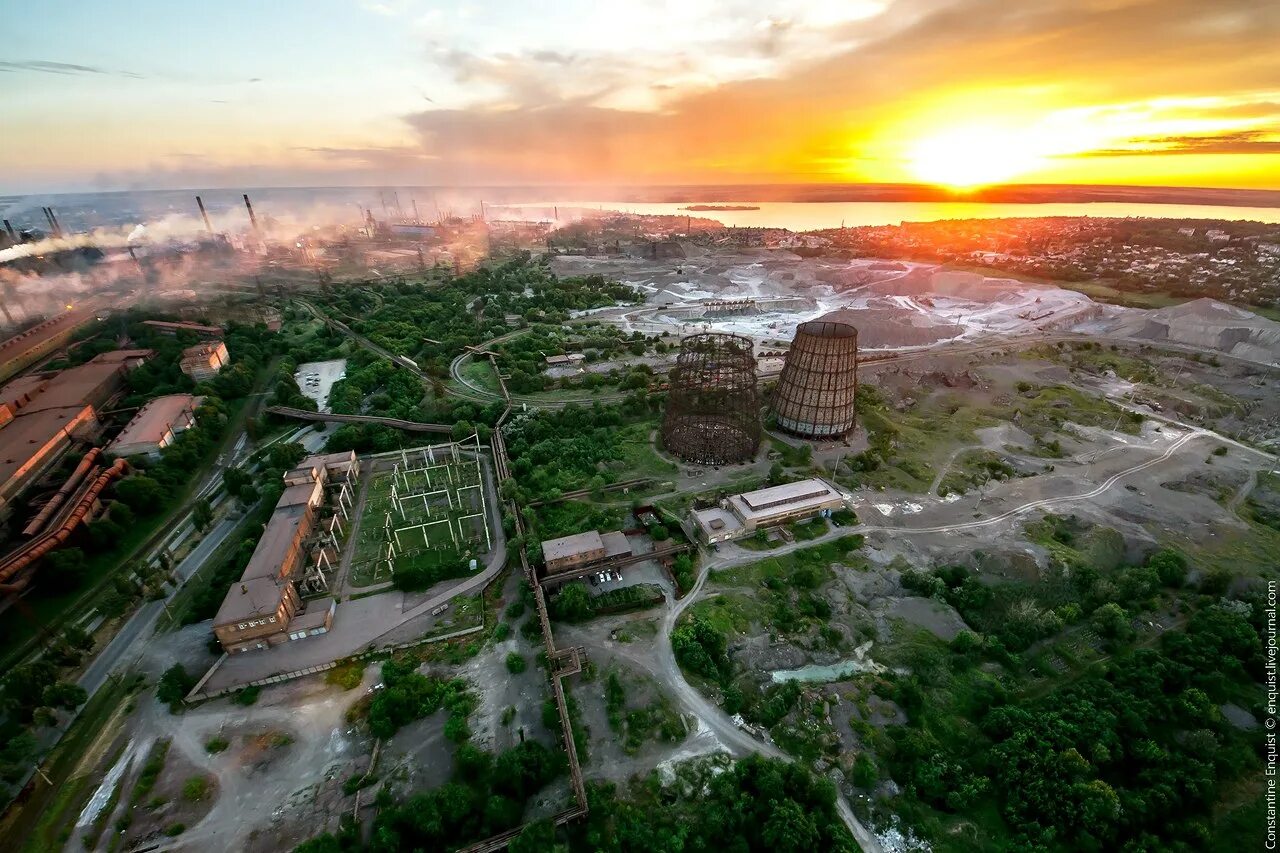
[196,196,213,233]
[2,220,15,242]
[392,191,403,220]
[411,198,420,223]
[43,207,57,236]
[48,207,64,238]
[243,193,259,234]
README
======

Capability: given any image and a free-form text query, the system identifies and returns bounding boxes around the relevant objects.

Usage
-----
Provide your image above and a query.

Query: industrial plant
[661,332,762,465]
[771,312,860,439]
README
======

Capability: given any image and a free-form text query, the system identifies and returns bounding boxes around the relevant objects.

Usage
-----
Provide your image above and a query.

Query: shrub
[165,823,186,837]
[505,653,527,674]
[204,736,229,754]
[231,686,260,706]
[181,776,211,802]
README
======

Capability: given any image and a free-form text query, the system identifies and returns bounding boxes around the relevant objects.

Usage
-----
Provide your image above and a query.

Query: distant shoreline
[21,183,1280,209]
[679,204,761,211]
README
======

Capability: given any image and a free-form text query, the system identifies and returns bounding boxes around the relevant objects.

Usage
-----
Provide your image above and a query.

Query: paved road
[77,515,240,696]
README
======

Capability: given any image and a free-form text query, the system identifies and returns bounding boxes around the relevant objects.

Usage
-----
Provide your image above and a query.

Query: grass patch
[325,659,367,690]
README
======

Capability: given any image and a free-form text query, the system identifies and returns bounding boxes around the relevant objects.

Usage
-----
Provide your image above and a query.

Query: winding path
[653,424,1229,852]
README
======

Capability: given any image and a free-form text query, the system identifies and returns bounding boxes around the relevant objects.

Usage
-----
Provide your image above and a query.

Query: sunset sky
[2,0,1278,193]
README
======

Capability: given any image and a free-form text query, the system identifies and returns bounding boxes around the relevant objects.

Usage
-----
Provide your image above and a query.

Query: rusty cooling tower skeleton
[772,317,859,439]
[661,333,761,465]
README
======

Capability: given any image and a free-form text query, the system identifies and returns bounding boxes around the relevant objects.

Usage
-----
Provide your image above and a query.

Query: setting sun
[906,125,1051,189]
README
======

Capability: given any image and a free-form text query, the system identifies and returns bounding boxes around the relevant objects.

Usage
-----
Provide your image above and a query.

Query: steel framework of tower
[662,333,761,465]
[771,318,859,439]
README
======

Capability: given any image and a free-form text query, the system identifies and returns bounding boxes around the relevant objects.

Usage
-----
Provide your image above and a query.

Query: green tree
[41,682,88,710]
[156,663,194,711]
[192,498,214,532]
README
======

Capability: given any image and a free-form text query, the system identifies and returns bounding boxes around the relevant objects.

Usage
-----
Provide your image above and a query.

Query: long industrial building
[692,477,851,543]
[0,308,96,384]
[0,355,146,519]
[107,394,200,459]
[212,451,357,653]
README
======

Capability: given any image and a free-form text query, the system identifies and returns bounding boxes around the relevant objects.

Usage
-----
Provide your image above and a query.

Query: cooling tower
[772,316,858,439]
[662,333,761,465]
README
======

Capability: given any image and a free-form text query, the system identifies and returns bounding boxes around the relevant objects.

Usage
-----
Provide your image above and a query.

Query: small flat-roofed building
[142,319,224,338]
[284,460,326,487]
[279,479,325,510]
[212,577,301,653]
[692,506,745,544]
[542,530,607,573]
[305,450,359,480]
[107,394,199,459]
[545,353,586,366]
[285,598,336,640]
[180,340,230,382]
[600,531,633,559]
[692,477,850,543]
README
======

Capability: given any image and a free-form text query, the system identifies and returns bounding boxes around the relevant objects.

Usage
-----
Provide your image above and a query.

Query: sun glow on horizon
[905,125,1053,190]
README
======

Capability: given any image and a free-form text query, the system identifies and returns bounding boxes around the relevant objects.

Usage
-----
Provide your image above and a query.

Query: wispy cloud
[0,59,145,79]
[1085,130,1280,157]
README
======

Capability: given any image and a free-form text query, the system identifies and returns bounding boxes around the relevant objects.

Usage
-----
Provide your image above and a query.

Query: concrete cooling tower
[771,315,859,439]
[661,333,761,465]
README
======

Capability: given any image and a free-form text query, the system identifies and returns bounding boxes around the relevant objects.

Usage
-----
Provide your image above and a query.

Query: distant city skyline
[2,0,1278,193]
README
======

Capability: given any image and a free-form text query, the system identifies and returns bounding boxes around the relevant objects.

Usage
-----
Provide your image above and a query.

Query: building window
[237,623,247,630]
[268,616,277,623]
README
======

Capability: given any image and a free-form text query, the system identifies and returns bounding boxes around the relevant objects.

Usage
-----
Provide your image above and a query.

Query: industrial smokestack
[48,207,64,238]
[392,191,403,220]
[243,193,259,233]
[196,196,213,233]
[411,198,420,223]
[43,207,57,236]
[2,220,15,242]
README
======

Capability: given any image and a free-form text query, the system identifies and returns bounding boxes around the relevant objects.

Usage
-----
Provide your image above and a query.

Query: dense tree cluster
[563,755,855,852]
[884,600,1264,849]
[364,658,474,741]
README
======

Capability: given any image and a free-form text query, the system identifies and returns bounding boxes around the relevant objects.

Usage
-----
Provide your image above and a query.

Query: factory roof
[726,478,846,523]
[10,362,123,413]
[0,309,94,362]
[279,479,324,509]
[142,319,224,336]
[542,530,605,563]
[108,394,197,453]
[740,480,836,512]
[693,507,744,538]
[181,340,226,361]
[600,531,632,559]
[0,374,51,409]
[302,450,358,471]
[0,405,96,484]
[88,348,156,365]
[239,502,311,582]
[214,576,290,625]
